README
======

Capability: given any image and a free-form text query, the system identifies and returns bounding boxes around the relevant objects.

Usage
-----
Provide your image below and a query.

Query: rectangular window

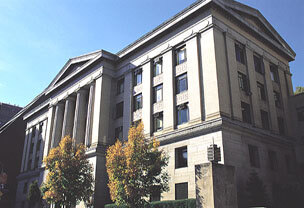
[134,68,142,86]
[23,182,28,194]
[153,112,163,132]
[176,46,187,65]
[175,182,188,200]
[117,78,124,95]
[153,84,163,103]
[235,42,245,64]
[115,126,123,140]
[268,150,278,171]
[241,102,252,124]
[274,91,281,108]
[248,145,260,168]
[261,110,270,130]
[257,82,266,101]
[177,103,189,125]
[134,94,143,111]
[176,73,188,94]
[175,146,188,169]
[277,117,285,135]
[254,54,264,74]
[270,64,279,83]
[238,72,249,93]
[153,57,162,77]
[116,102,124,118]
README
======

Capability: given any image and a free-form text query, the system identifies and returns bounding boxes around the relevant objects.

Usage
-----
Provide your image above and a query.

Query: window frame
[176,103,189,125]
[270,64,279,83]
[176,73,188,94]
[115,102,124,119]
[253,54,264,74]
[248,144,260,168]
[274,91,282,108]
[117,78,124,95]
[241,102,252,124]
[153,84,163,103]
[257,82,266,101]
[133,68,142,86]
[133,93,143,111]
[238,72,249,93]
[153,112,163,132]
[153,57,163,77]
[260,110,270,130]
[176,46,187,65]
[175,182,188,200]
[175,146,188,169]
[235,42,245,64]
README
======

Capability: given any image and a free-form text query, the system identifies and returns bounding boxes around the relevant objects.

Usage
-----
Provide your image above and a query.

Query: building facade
[0,103,22,128]
[15,0,300,207]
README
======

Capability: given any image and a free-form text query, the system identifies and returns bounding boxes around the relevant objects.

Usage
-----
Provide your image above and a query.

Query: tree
[41,136,94,208]
[295,86,304,95]
[245,171,269,207]
[27,180,41,206]
[106,122,169,208]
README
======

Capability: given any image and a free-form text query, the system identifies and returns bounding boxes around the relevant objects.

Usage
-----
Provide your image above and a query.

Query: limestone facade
[15,0,299,207]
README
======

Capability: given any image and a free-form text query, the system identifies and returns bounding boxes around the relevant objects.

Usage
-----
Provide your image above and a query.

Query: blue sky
[0,0,303,107]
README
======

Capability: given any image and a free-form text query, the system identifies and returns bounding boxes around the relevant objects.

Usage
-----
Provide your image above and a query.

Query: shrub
[105,199,196,208]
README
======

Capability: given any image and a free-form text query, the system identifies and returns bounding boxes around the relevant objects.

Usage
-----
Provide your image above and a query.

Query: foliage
[105,199,196,208]
[245,171,269,207]
[41,136,94,208]
[106,122,169,208]
[295,86,304,95]
[27,180,41,205]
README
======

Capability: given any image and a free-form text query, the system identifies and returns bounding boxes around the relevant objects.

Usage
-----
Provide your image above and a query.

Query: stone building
[0,103,22,128]
[14,0,300,207]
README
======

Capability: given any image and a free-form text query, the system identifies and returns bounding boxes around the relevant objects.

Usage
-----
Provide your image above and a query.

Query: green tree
[106,122,169,208]
[27,180,41,206]
[41,136,94,208]
[245,171,269,207]
[295,86,304,95]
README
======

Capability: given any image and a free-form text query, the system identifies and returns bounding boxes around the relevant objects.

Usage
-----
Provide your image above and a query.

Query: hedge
[105,199,196,208]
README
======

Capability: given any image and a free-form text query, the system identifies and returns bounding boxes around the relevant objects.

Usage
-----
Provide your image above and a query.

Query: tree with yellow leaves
[106,122,169,208]
[41,136,94,208]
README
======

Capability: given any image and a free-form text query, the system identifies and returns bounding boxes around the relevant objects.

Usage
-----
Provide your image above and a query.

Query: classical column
[73,89,88,144]
[31,124,39,169]
[38,120,47,168]
[85,83,95,147]
[20,130,29,172]
[142,62,152,135]
[186,35,203,124]
[50,103,65,148]
[123,71,132,140]
[62,96,76,138]
[24,129,33,171]
[163,49,175,132]
[42,106,55,162]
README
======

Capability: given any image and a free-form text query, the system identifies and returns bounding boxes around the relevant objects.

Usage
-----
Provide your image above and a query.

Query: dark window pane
[176,73,188,94]
[153,59,162,77]
[274,91,281,108]
[134,94,143,111]
[261,110,270,130]
[153,112,163,132]
[134,69,142,86]
[117,78,124,94]
[177,104,189,125]
[176,47,187,65]
[270,64,279,83]
[254,55,264,74]
[241,102,251,124]
[153,85,163,103]
[238,72,249,92]
[175,182,188,200]
[257,82,266,101]
[116,102,124,118]
[248,145,260,168]
[235,43,245,64]
[175,146,187,168]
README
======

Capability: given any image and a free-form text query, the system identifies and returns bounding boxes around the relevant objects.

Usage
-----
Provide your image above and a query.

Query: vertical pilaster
[85,83,95,147]
[50,103,65,148]
[20,130,29,172]
[62,97,76,138]
[31,124,39,169]
[163,49,175,132]
[73,89,89,144]
[123,72,132,140]
[24,129,33,171]
[186,35,203,124]
[38,120,47,167]
[142,62,152,135]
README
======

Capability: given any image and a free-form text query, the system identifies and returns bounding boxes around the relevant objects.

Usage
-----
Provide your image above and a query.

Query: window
[274,91,281,108]
[23,182,28,194]
[153,112,163,132]
[153,57,162,77]
[261,110,270,130]
[268,150,278,171]
[254,55,264,74]
[241,102,251,124]
[177,103,189,125]
[248,145,260,168]
[175,146,187,168]
[134,68,142,86]
[297,108,304,122]
[176,46,187,65]
[115,126,123,140]
[134,94,143,111]
[238,72,249,93]
[277,117,285,135]
[235,42,245,64]
[153,84,163,103]
[176,73,188,94]
[257,82,266,101]
[270,64,279,83]
[116,102,124,118]
[175,182,188,200]
[117,78,124,95]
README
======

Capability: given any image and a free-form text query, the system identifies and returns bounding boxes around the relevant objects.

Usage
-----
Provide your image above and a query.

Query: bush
[105,199,196,208]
